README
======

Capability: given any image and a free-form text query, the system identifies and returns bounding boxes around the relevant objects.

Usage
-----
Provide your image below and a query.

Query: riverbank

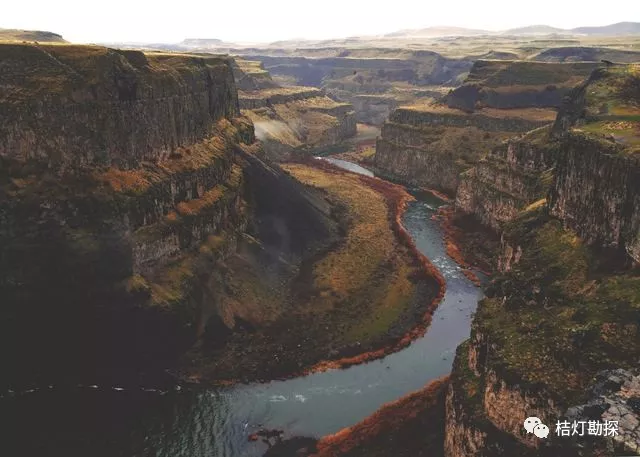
[433,207,498,284]
[265,376,449,457]
[313,376,449,457]
[181,159,446,385]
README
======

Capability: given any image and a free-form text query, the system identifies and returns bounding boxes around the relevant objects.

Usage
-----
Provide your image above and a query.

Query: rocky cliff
[445,64,640,456]
[374,60,603,196]
[0,44,340,388]
[236,49,468,126]
[445,205,640,456]
[455,126,557,230]
[456,64,640,256]
[234,59,357,161]
[0,45,240,168]
[444,60,596,111]
[320,63,640,457]
[374,105,553,194]
[549,64,640,264]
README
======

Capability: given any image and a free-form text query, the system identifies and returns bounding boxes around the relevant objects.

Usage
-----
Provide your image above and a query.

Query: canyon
[298,63,640,457]
[1,28,640,457]
[234,59,357,161]
[0,42,438,391]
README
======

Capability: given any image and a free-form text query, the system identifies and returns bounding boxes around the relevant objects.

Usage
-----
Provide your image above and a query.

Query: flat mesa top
[573,65,640,154]
[0,43,233,104]
[398,104,558,121]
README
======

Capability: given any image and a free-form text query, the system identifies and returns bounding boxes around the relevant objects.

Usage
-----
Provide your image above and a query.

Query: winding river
[1,159,483,457]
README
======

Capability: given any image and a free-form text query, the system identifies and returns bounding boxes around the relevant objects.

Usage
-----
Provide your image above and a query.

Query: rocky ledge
[235,59,357,161]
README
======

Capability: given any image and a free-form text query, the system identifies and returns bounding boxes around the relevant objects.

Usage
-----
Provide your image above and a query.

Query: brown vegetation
[312,377,449,457]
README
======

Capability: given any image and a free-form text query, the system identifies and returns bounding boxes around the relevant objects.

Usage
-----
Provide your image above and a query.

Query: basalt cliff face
[443,60,596,112]
[311,64,640,457]
[0,44,339,388]
[374,105,553,195]
[237,49,469,126]
[445,64,640,457]
[234,59,357,161]
[373,60,598,196]
[0,45,239,167]
[548,66,640,264]
[455,126,557,230]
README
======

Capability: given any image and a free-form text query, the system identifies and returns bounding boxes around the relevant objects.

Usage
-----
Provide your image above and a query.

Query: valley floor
[182,160,442,384]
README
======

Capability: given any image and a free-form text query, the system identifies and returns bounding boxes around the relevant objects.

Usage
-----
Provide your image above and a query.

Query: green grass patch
[479,210,640,404]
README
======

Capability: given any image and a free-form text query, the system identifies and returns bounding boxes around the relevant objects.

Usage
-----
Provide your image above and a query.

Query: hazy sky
[3,0,638,44]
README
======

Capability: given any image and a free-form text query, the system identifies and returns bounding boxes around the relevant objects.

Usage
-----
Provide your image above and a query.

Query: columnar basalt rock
[443,64,640,457]
[455,126,557,230]
[0,43,340,387]
[237,65,357,161]
[373,106,546,194]
[0,45,240,167]
[548,135,640,263]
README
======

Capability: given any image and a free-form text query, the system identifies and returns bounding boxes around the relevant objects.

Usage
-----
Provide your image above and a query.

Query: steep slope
[373,60,589,195]
[444,60,596,111]
[0,44,338,388]
[0,44,439,390]
[234,59,357,160]
[374,104,549,194]
[446,63,640,457]
[456,62,640,233]
[236,49,472,125]
[308,63,640,457]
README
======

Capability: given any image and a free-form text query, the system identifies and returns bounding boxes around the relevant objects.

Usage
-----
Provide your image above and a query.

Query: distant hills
[386,22,640,38]
[0,28,65,42]
[181,38,224,46]
[571,22,640,35]
[503,25,567,35]
[385,26,490,38]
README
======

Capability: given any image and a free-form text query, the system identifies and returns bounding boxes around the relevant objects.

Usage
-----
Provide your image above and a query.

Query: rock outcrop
[0,44,339,388]
[237,49,470,126]
[548,65,640,263]
[373,60,601,195]
[0,45,239,168]
[444,60,596,111]
[234,59,357,161]
[455,126,557,230]
[455,63,640,234]
[549,134,640,263]
[444,64,640,457]
[374,105,553,194]
[328,63,640,457]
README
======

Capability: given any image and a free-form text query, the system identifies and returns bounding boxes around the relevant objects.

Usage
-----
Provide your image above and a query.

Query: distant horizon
[3,0,639,44]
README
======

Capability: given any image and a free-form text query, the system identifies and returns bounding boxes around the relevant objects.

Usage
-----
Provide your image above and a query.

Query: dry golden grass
[280,164,424,345]
[239,86,320,99]
[282,163,394,302]
[97,119,232,193]
[176,187,224,216]
[401,103,557,121]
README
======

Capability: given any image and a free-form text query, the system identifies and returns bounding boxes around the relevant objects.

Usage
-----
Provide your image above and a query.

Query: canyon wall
[0,43,338,388]
[374,61,600,197]
[444,60,596,111]
[445,64,640,456]
[374,106,550,194]
[236,50,471,126]
[239,52,472,87]
[549,134,640,263]
[235,59,357,161]
[0,45,239,167]
[455,126,557,230]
